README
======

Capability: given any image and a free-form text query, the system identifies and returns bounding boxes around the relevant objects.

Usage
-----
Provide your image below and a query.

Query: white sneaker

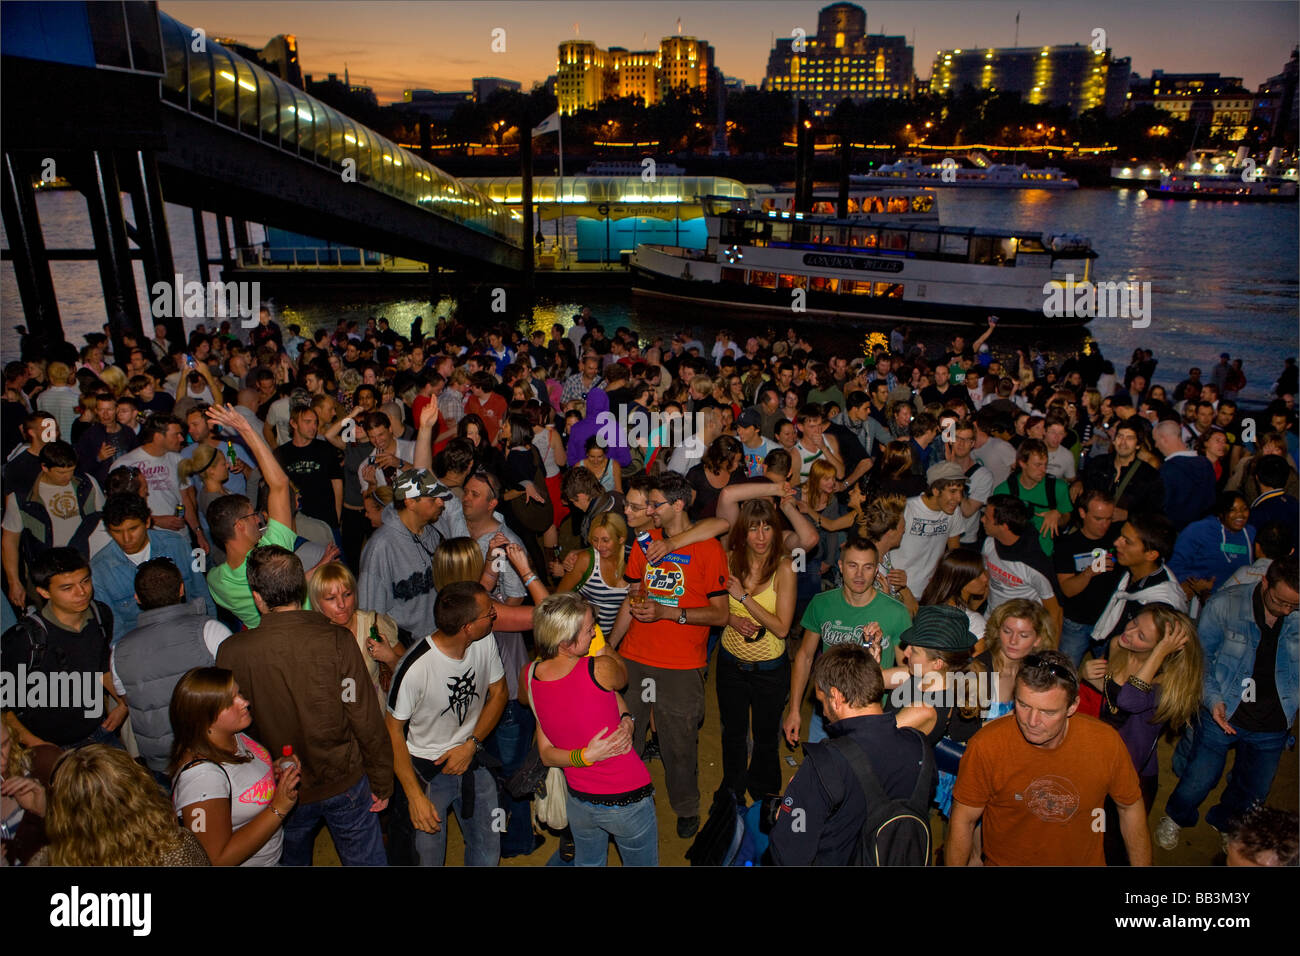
[1154,815,1180,851]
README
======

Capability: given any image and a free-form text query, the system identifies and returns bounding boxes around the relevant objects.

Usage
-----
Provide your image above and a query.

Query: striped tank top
[579,550,628,631]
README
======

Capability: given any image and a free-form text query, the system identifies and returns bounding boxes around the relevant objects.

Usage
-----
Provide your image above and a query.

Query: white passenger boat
[853,152,1079,190]
[630,196,1098,328]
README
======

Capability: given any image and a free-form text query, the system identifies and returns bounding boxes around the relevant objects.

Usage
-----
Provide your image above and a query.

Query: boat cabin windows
[940,232,970,258]
[880,229,909,251]
[908,231,939,255]
[721,268,746,284]
[969,235,1017,267]
[749,270,777,289]
[1015,236,1048,254]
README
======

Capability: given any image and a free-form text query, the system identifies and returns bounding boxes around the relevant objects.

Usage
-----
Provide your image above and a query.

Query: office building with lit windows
[930,44,1128,116]
[556,36,715,114]
[1128,72,1257,140]
[763,3,914,116]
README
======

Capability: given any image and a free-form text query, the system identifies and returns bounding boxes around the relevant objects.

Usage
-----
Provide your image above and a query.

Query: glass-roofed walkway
[157,12,519,245]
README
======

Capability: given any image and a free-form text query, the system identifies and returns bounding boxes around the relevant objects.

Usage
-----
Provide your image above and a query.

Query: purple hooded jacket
[565,388,630,467]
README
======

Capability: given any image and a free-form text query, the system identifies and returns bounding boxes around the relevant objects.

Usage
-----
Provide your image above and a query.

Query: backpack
[3,602,108,673]
[1008,469,1059,516]
[807,731,933,866]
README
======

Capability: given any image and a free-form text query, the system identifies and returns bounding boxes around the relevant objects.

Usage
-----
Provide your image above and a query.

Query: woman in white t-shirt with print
[170,667,300,867]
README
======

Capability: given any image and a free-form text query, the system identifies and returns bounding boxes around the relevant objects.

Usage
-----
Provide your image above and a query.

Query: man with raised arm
[203,403,309,629]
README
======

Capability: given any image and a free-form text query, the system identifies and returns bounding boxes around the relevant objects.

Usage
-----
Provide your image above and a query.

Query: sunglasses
[1021,654,1078,687]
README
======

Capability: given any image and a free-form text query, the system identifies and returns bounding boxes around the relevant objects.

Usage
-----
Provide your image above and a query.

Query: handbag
[510,447,554,534]
[512,663,569,830]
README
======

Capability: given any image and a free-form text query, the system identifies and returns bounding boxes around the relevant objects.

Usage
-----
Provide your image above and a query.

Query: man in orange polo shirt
[610,472,729,838]
[946,649,1151,866]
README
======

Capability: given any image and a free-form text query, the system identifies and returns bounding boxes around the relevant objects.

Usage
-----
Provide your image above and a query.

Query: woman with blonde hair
[169,667,299,866]
[98,364,128,398]
[974,598,1056,721]
[859,493,916,612]
[554,511,629,631]
[308,562,405,702]
[519,593,654,866]
[38,744,210,866]
[1080,602,1201,864]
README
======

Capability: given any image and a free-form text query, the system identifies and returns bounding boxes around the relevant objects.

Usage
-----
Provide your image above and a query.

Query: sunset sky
[164,0,1298,105]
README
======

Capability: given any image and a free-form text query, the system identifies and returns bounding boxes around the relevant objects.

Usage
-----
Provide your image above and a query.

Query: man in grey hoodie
[357,468,452,636]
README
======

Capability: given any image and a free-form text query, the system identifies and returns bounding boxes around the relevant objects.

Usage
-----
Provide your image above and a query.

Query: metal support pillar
[0,151,64,348]
[126,150,184,350]
[215,214,233,280]
[84,149,143,360]
[192,206,210,286]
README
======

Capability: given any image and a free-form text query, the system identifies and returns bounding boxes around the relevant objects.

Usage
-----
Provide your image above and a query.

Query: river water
[3,186,1296,402]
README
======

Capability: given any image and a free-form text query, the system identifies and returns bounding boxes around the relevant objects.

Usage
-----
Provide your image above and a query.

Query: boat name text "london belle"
[801,253,904,274]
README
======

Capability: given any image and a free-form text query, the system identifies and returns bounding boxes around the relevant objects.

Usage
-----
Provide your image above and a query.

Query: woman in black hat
[881,605,985,819]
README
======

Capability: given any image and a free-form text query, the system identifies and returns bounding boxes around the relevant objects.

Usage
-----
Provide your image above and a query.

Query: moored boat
[630,196,1099,328]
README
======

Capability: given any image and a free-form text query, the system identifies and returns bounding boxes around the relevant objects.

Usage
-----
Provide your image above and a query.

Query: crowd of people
[1,309,1296,868]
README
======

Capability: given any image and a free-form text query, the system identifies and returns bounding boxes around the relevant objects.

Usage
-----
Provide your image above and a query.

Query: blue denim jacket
[1199,581,1299,726]
[90,530,216,644]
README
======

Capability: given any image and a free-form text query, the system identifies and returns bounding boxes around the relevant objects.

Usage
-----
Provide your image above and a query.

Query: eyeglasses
[646,499,668,512]
[1021,654,1078,686]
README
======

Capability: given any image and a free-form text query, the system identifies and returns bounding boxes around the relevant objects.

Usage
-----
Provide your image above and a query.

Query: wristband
[619,712,634,723]
[522,573,538,587]
[270,806,286,819]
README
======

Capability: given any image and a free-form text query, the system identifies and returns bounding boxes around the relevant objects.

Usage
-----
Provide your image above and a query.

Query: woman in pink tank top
[521,594,657,866]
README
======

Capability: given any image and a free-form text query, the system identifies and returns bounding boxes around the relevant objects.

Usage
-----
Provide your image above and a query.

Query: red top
[466,392,506,444]
[621,530,728,670]
[529,659,651,796]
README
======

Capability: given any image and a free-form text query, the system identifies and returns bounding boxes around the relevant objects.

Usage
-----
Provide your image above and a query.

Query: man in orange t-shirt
[610,472,729,838]
[947,648,1151,866]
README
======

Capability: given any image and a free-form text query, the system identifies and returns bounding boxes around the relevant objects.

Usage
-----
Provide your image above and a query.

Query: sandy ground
[312,655,1298,867]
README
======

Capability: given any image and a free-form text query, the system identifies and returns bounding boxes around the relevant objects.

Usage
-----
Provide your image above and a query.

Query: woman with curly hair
[1080,603,1202,864]
[39,744,210,866]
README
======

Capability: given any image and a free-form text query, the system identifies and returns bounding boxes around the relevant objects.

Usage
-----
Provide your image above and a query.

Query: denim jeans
[1164,708,1291,831]
[808,710,827,744]
[412,764,501,866]
[1058,617,1096,667]
[484,699,538,856]
[716,650,789,802]
[65,724,126,752]
[566,793,658,866]
[281,774,387,866]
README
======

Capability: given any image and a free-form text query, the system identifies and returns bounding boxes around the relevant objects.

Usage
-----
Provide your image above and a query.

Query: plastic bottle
[226,441,238,467]
[275,745,295,776]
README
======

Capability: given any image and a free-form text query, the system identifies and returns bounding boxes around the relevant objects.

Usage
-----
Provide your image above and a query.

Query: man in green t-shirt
[993,438,1072,558]
[203,404,320,628]
[784,535,912,746]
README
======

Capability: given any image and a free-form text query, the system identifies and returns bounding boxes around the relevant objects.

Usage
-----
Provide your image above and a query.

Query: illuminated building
[930,44,1126,116]
[1129,71,1254,140]
[763,3,914,117]
[556,36,716,114]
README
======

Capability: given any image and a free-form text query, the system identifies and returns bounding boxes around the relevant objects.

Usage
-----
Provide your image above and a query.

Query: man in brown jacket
[217,545,394,866]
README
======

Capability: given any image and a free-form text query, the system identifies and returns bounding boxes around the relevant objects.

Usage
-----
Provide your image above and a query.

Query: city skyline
[165,0,1298,105]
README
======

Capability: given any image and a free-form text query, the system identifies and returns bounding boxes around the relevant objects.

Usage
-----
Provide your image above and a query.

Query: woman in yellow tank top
[717,498,797,805]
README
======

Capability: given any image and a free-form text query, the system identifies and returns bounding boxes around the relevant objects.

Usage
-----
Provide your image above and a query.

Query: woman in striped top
[555,512,628,632]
